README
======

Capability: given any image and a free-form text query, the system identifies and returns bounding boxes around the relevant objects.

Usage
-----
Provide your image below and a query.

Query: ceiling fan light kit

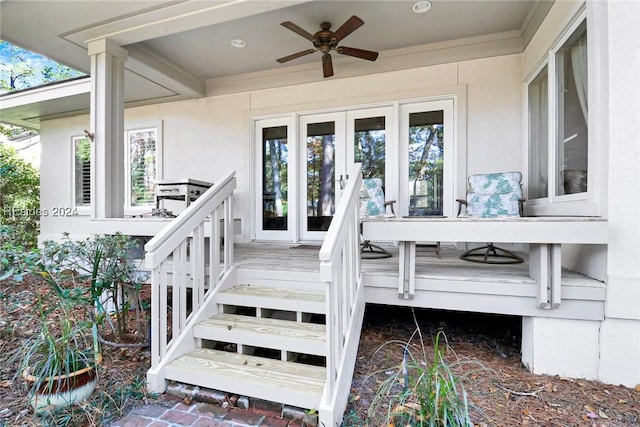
[276,15,379,78]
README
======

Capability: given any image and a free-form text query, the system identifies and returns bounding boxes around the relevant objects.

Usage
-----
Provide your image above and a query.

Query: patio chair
[360,178,395,259]
[456,171,525,264]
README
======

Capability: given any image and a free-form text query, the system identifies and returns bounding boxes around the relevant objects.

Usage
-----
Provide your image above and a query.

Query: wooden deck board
[234,244,603,288]
[195,313,326,356]
[165,347,325,409]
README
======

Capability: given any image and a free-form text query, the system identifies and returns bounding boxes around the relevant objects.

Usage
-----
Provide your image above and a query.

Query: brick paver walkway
[107,395,307,427]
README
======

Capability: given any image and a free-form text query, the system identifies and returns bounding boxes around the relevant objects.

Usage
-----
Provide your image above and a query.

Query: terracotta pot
[22,354,102,412]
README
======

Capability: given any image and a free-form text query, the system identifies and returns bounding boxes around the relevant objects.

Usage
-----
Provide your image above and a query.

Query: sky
[0,40,85,94]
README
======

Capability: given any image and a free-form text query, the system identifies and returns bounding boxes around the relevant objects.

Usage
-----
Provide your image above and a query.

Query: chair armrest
[385,200,396,215]
[518,198,526,217]
[456,199,467,217]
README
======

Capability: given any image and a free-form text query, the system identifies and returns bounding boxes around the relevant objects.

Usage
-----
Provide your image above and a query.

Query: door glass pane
[262,126,288,231]
[528,65,549,199]
[556,22,588,195]
[408,111,444,216]
[354,116,385,181]
[306,121,335,232]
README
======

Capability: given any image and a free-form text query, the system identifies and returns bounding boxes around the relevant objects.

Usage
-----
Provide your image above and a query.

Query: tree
[1,40,85,138]
[0,41,35,92]
[0,40,84,93]
[0,144,40,247]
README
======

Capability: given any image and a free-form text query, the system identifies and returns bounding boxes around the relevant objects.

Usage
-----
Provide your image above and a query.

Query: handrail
[145,171,236,268]
[318,163,364,422]
[144,171,237,375]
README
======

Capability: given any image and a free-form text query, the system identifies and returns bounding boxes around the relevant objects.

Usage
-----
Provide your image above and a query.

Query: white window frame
[124,121,163,213]
[71,134,92,215]
[524,9,598,216]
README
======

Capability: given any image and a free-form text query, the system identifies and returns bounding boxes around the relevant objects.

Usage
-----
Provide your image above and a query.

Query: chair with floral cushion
[456,171,525,264]
[360,178,395,259]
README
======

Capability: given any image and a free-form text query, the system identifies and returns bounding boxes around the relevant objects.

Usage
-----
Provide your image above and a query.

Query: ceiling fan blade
[280,21,315,41]
[276,49,317,63]
[322,53,334,78]
[336,46,379,61]
[332,15,364,42]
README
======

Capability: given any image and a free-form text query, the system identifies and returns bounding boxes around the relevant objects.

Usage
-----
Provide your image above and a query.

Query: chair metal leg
[361,240,392,259]
[460,243,523,264]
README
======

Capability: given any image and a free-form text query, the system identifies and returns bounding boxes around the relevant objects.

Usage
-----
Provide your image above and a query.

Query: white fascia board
[0,78,90,110]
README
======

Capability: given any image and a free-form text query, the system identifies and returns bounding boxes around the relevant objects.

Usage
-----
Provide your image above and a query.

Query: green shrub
[0,144,40,248]
[38,233,148,346]
[0,225,41,282]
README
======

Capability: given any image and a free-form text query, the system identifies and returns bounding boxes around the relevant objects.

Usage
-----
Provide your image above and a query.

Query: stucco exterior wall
[520,0,640,388]
[39,53,523,244]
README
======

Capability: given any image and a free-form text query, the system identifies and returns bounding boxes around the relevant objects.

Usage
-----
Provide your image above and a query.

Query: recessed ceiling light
[230,39,246,48]
[413,0,432,14]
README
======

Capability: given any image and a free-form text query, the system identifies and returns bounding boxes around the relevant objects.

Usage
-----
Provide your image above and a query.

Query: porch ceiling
[0,0,553,129]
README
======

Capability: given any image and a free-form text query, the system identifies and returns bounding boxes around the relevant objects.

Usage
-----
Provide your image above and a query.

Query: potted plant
[19,298,101,412]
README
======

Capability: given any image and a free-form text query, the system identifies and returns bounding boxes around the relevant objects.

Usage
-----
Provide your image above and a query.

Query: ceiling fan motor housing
[313,23,338,53]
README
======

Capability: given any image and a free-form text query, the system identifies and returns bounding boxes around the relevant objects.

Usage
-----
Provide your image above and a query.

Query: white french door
[399,99,454,218]
[254,106,395,242]
[299,112,346,241]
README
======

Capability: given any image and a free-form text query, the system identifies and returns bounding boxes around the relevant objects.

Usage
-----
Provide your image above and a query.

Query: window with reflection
[262,126,288,231]
[408,111,444,216]
[306,121,335,231]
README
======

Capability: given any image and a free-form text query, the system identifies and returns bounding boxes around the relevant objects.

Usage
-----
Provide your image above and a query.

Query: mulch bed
[345,305,640,426]
[1,277,639,426]
[0,276,153,426]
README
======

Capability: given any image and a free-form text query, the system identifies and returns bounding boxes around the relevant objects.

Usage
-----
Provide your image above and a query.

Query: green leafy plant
[0,144,40,248]
[0,225,41,282]
[38,233,148,347]
[18,297,100,397]
[367,312,479,427]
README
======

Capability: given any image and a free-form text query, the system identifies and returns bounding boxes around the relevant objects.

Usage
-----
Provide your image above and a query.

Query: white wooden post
[88,39,127,219]
[398,241,416,299]
[531,243,562,309]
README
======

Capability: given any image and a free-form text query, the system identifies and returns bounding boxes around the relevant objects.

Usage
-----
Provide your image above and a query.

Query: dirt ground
[1,277,639,426]
[345,305,640,426]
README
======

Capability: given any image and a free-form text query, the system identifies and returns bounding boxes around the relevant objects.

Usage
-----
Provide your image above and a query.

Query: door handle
[338,174,350,189]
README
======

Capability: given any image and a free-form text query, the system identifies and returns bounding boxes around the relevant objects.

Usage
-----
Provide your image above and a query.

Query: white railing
[145,171,237,392]
[318,163,366,426]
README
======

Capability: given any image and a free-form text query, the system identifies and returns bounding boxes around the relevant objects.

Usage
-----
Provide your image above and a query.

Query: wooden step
[164,348,326,410]
[218,284,325,314]
[194,313,326,356]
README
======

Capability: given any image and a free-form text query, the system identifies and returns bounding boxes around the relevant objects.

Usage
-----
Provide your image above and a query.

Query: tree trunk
[268,139,284,216]
[317,135,334,216]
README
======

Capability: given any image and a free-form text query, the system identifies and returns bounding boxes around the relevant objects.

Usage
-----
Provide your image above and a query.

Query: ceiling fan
[276,15,379,78]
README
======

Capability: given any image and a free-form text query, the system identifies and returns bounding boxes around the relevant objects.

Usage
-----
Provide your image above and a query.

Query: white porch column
[88,39,127,219]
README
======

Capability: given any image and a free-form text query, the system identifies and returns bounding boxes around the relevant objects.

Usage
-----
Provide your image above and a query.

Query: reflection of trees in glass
[306,135,335,217]
[355,129,385,180]
[264,136,288,217]
[128,129,157,206]
[409,123,444,216]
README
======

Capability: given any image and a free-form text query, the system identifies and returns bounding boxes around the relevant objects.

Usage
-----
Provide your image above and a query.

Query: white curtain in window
[571,33,588,122]
[529,73,548,196]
